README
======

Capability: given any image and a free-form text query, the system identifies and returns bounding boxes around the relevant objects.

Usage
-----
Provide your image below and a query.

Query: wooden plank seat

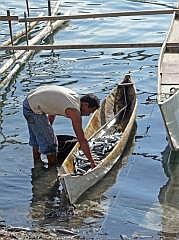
[160,73,179,85]
[118,82,134,86]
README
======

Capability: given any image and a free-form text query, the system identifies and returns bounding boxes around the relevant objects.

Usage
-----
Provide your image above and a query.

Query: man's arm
[66,108,96,169]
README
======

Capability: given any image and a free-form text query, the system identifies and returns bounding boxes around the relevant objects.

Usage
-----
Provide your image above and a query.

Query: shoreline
[0,224,79,240]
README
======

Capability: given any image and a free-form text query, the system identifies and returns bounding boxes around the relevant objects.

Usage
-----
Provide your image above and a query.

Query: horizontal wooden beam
[4,41,179,51]
[18,9,178,22]
[0,15,18,21]
[0,8,177,23]
[0,42,163,51]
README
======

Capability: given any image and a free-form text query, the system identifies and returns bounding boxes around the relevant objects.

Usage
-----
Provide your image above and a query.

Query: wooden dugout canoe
[157,8,179,150]
[58,74,137,204]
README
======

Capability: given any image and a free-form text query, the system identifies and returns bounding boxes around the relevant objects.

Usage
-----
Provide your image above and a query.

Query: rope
[144,101,156,137]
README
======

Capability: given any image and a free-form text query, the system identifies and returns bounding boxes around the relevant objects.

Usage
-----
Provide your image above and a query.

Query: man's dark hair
[80,94,100,109]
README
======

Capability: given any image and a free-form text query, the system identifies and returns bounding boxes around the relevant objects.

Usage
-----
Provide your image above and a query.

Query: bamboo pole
[0,1,68,88]
[0,54,28,88]
[18,8,178,22]
[0,42,164,51]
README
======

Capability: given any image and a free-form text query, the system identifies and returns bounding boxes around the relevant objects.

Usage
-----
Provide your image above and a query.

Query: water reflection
[30,161,74,225]
[159,146,179,239]
[29,123,136,232]
[30,161,58,222]
[0,90,9,147]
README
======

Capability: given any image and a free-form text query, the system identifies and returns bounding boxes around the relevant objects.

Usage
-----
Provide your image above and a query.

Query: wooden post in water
[24,12,29,47]
[25,0,30,17]
[47,0,54,54]
[7,10,14,54]
[48,0,52,16]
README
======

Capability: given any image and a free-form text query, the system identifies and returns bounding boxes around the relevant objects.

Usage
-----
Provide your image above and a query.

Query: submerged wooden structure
[0,0,69,88]
[58,74,137,204]
[0,4,179,88]
[157,8,179,150]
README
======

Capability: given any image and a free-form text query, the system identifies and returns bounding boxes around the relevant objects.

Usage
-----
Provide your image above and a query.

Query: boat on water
[57,74,137,204]
[157,8,179,150]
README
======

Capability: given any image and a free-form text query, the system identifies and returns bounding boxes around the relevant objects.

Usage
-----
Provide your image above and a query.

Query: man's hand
[90,160,96,169]
[66,108,96,169]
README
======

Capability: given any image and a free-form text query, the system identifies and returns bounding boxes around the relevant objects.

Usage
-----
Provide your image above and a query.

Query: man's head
[80,94,100,116]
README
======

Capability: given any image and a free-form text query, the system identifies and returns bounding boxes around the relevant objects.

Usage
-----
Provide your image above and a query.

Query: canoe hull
[58,74,137,204]
[61,117,136,204]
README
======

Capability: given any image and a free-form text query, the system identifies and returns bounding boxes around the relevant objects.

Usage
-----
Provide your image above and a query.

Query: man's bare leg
[47,153,58,167]
[33,147,41,161]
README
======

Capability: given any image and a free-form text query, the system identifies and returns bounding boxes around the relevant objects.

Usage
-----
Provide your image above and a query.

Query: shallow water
[0,0,178,239]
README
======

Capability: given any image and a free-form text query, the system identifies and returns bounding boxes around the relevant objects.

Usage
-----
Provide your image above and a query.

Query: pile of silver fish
[74,132,122,174]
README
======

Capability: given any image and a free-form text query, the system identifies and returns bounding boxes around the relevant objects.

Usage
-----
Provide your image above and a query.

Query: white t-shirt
[27,85,80,116]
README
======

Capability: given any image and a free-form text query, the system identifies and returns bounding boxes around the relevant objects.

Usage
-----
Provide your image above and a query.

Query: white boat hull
[159,91,179,150]
[157,9,179,150]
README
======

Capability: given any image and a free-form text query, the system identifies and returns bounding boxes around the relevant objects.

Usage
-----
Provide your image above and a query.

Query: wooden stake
[48,0,52,16]
[25,0,30,17]
[7,10,14,54]
[7,10,13,45]
[24,12,29,46]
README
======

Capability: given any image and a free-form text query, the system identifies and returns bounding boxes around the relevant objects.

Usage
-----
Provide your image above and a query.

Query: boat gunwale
[157,10,177,104]
[158,88,179,105]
